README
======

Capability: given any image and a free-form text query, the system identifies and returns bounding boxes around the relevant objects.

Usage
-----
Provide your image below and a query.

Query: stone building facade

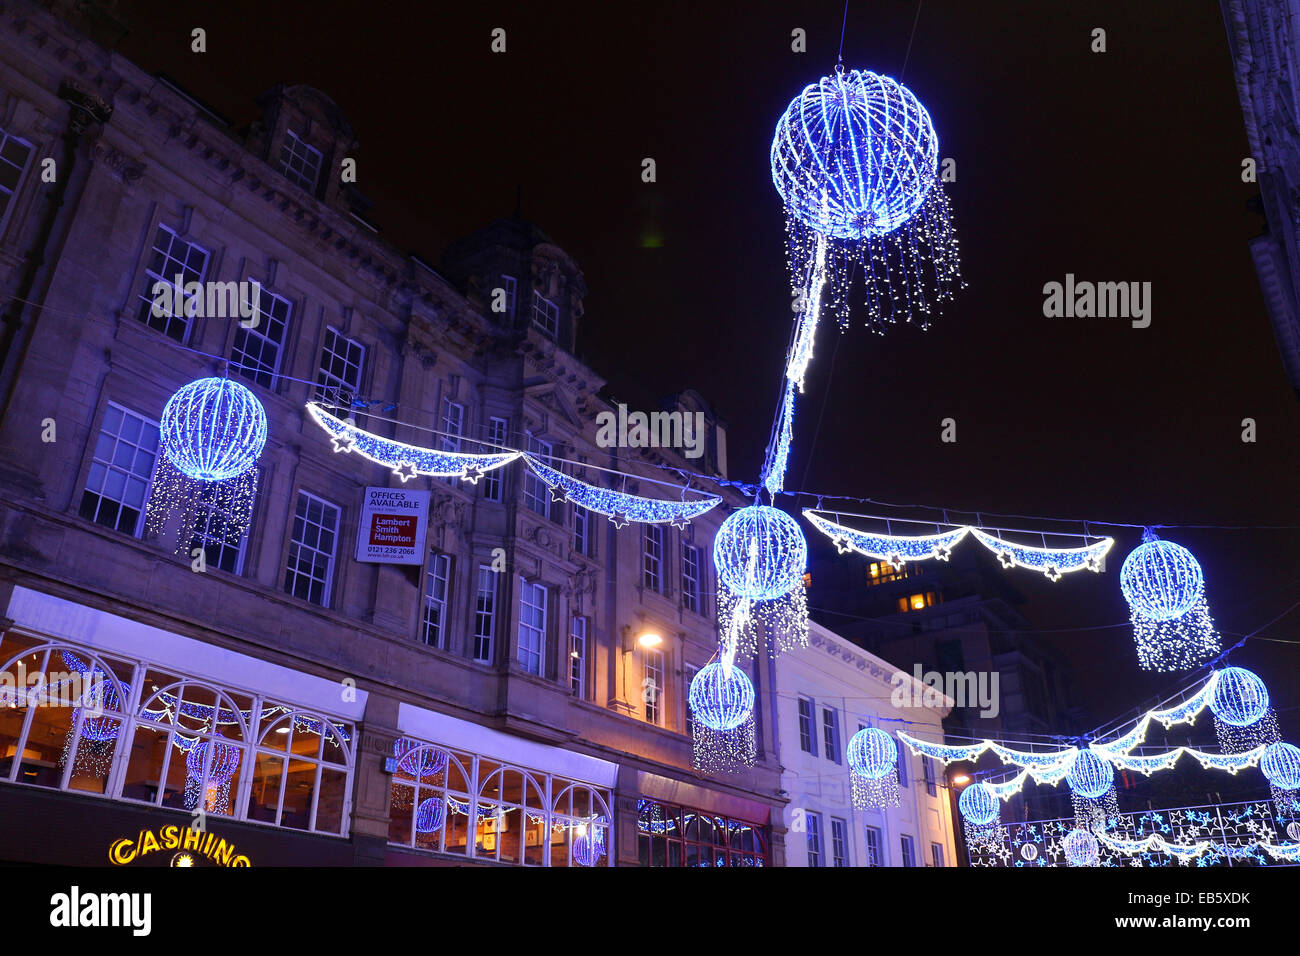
[0,0,783,866]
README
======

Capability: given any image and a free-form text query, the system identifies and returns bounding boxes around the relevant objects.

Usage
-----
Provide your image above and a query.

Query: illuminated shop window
[897,591,939,613]
[868,561,911,585]
[387,735,612,867]
[636,798,769,867]
[0,633,355,837]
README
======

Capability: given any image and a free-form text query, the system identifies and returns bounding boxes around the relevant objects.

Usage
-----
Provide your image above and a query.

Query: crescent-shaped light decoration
[987,743,1076,769]
[1089,718,1153,757]
[520,454,720,529]
[1105,748,1186,776]
[967,528,1114,582]
[896,732,990,764]
[1185,746,1265,774]
[305,403,520,483]
[984,771,1030,801]
[804,511,971,567]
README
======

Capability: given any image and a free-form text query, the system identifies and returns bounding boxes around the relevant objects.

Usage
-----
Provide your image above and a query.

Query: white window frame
[315,326,365,402]
[864,825,883,866]
[831,817,850,867]
[642,524,664,593]
[532,290,559,338]
[231,282,291,390]
[901,834,917,868]
[473,566,497,663]
[423,551,452,649]
[523,433,552,519]
[284,490,340,607]
[0,127,33,235]
[79,402,160,538]
[440,396,464,453]
[517,579,547,676]
[822,705,841,765]
[135,223,210,342]
[643,647,664,726]
[569,615,587,698]
[681,544,701,613]
[483,417,509,501]
[806,811,823,867]
[797,696,817,756]
[279,128,323,193]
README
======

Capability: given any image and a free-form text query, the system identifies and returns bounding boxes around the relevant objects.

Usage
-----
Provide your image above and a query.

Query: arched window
[0,640,133,795]
[252,710,354,834]
[477,764,547,865]
[552,783,612,867]
[388,738,473,856]
[127,678,249,816]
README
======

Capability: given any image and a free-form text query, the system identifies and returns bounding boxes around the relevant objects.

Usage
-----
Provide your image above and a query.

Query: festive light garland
[803,511,1112,581]
[306,402,519,483]
[521,454,719,528]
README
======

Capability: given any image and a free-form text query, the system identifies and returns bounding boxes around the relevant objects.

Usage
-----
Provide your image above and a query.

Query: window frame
[517,578,548,676]
[283,490,341,608]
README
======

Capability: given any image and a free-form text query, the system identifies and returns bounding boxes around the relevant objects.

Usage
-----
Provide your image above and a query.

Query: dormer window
[280,129,323,193]
[532,291,559,339]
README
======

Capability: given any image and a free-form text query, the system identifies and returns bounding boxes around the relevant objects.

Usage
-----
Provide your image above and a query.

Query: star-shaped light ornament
[831,535,854,555]
[461,465,484,485]
[932,544,953,561]
[887,553,906,571]
[393,462,417,482]
[997,550,1017,569]
[669,514,691,530]
[330,433,355,453]
[608,510,630,529]
[1043,565,1062,583]
[1085,555,1102,572]
[549,484,570,503]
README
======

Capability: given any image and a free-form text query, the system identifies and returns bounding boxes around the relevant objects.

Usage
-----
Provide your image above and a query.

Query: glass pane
[414,793,445,852]
[121,725,170,804]
[20,691,75,788]
[443,796,469,856]
[279,758,317,831]
[66,715,122,794]
[249,752,285,824]
[315,768,347,834]
[389,782,414,844]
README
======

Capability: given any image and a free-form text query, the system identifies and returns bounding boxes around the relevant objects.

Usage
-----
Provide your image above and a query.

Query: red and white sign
[356,487,429,565]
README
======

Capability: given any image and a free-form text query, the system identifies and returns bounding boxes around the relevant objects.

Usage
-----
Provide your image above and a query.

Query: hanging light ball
[1119,537,1205,621]
[1260,742,1300,790]
[688,662,755,732]
[1062,828,1100,867]
[713,505,807,601]
[1210,667,1270,728]
[160,377,268,482]
[957,782,1000,826]
[570,818,607,867]
[846,727,898,781]
[415,796,446,834]
[186,737,241,783]
[394,737,449,780]
[1066,750,1114,799]
[771,68,939,239]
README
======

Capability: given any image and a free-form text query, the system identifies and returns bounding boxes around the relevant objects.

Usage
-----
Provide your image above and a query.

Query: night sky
[113,1,1300,737]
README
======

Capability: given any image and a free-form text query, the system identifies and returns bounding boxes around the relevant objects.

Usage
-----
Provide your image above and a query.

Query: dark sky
[112,0,1300,737]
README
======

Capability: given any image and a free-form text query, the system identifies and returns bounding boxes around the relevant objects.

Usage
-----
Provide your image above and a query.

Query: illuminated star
[1085,555,1102,572]
[331,434,355,453]
[932,545,952,561]
[997,551,1016,569]
[887,553,905,571]
[831,536,854,554]
[608,510,630,529]
[461,465,484,485]
[1043,565,1062,583]
[669,515,691,530]
[549,484,570,503]
[393,462,417,482]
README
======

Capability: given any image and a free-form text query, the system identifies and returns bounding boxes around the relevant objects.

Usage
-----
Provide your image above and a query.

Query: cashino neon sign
[108,826,253,867]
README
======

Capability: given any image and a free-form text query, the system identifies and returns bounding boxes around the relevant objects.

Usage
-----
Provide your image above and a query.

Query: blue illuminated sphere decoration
[957,782,999,826]
[415,796,446,834]
[1066,750,1114,799]
[571,818,607,867]
[1119,538,1205,621]
[160,377,267,482]
[688,663,755,732]
[187,737,241,783]
[394,737,449,780]
[1210,667,1270,728]
[846,727,897,781]
[1062,828,1100,867]
[771,68,939,240]
[712,505,807,601]
[1260,742,1300,790]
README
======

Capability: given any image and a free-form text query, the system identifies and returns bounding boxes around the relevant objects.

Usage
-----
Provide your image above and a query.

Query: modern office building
[0,0,784,866]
